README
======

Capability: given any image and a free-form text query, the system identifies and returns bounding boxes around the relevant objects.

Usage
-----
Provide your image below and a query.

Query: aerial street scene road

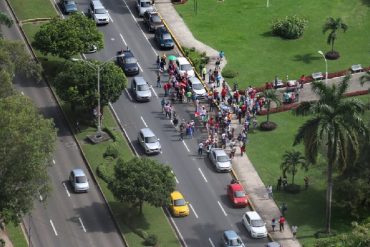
[0,0,369,247]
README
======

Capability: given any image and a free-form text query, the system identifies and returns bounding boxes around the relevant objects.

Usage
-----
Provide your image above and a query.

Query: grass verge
[6,224,27,247]
[8,0,58,21]
[247,94,370,246]
[175,0,370,88]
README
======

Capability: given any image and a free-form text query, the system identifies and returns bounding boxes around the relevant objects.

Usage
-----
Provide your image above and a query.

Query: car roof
[224,230,238,239]
[212,148,227,156]
[245,211,262,220]
[229,183,244,191]
[72,168,86,177]
[156,26,169,34]
[189,76,201,84]
[134,77,147,85]
[140,127,155,137]
[177,57,190,65]
[123,50,134,58]
[171,191,185,200]
[92,0,104,8]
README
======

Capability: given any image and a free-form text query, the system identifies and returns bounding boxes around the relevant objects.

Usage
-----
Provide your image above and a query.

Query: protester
[279,215,286,232]
[271,218,277,232]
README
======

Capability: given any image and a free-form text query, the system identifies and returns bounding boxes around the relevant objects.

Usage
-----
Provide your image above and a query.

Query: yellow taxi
[170,191,190,217]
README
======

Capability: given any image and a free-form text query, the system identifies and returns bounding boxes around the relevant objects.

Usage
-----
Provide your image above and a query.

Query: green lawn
[8,0,57,21]
[6,223,27,247]
[176,0,370,88]
[247,94,370,246]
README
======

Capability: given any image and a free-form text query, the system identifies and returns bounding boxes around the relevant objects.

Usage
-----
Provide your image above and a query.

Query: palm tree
[360,71,370,86]
[293,75,368,233]
[322,17,348,53]
[281,150,307,185]
[261,89,281,123]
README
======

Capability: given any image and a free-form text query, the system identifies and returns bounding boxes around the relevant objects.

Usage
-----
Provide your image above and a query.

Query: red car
[227,182,248,207]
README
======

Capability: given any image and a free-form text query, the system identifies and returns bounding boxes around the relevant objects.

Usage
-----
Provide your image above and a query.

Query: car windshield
[95,8,107,14]
[163,34,172,40]
[192,83,203,90]
[141,1,151,7]
[151,16,161,23]
[251,219,265,227]
[138,84,149,91]
[234,190,246,198]
[174,199,186,206]
[76,176,87,183]
[217,155,229,162]
[144,136,157,143]
[230,238,242,246]
[125,57,137,64]
[180,64,192,71]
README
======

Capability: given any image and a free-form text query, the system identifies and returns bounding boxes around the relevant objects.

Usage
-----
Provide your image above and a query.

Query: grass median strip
[8,0,58,21]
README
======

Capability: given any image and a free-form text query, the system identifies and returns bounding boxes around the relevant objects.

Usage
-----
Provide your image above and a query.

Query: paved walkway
[156,1,369,247]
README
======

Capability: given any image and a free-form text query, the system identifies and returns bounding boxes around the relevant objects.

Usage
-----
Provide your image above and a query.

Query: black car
[143,11,164,32]
[155,27,174,50]
[117,49,139,76]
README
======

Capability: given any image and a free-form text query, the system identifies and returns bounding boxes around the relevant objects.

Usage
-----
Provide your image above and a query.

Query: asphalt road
[72,0,270,245]
[1,1,126,247]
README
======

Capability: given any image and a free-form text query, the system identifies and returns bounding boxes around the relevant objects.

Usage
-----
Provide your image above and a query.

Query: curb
[4,1,129,246]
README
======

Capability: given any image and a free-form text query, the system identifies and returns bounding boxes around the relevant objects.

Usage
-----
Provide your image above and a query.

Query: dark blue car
[117,49,140,76]
[155,27,174,50]
[60,0,78,14]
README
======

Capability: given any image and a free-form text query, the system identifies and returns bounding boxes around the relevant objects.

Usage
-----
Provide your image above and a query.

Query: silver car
[222,230,245,247]
[132,77,152,102]
[189,76,207,99]
[209,148,232,172]
[138,128,161,154]
[69,169,89,193]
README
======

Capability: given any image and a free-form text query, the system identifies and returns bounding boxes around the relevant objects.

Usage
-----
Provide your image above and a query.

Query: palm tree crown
[322,17,348,52]
[293,75,368,233]
[281,150,307,185]
[261,89,281,123]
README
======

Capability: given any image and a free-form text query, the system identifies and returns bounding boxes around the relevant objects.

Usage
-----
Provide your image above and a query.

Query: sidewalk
[156,2,368,247]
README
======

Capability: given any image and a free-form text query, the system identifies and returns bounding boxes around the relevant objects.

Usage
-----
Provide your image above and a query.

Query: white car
[189,76,207,99]
[69,169,89,193]
[137,0,154,17]
[209,148,232,172]
[88,0,109,25]
[176,57,195,78]
[242,211,267,238]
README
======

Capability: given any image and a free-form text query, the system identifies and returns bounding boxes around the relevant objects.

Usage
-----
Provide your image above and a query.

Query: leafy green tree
[360,71,370,86]
[33,14,103,59]
[261,89,281,123]
[54,60,127,111]
[0,11,13,38]
[0,70,14,98]
[293,75,368,233]
[280,150,307,184]
[0,95,56,223]
[322,17,348,52]
[109,157,176,214]
[0,39,42,82]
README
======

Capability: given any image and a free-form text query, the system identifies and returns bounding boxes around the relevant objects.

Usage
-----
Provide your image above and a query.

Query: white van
[137,0,154,17]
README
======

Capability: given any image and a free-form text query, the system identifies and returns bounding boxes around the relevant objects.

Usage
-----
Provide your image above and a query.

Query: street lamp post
[318,50,328,84]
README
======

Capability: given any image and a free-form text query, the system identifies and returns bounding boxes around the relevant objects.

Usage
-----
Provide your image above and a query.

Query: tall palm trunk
[331,39,335,52]
[266,100,271,122]
[325,132,337,233]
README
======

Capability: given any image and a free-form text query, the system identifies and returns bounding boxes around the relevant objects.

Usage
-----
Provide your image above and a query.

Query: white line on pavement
[151,86,158,98]
[78,217,87,232]
[49,219,58,236]
[119,33,127,47]
[189,204,198,219]
[171,170,179,184]
[21,91,24,95]
[124,88,133,101]
[109,102,121,123]
[137,62,144,72]
[39,192,43,202]
[208,237,215,247]
[52,159,56,165]
[140,116,148,127]
[182,140,190,152]
[164,208,188,247]
[62,182,71,197]
[108,13,113,23]
[217,201,228,216]
[198,168,208,183]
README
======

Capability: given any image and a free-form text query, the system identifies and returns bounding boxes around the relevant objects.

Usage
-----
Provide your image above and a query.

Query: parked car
[143,11,164,32]
[60,0,78,14]
[84,44,98,54]
[242,211,267,238]
[222,230,245,247]
[138,128,161,154]
[136,0,154,17]
[88,0,109,25]
[155,27,174,49]
[169,191,189,217]
[117,49,139,76]
[209,148,232,172]
[131,77,152,102]
[227,181,248,207]
[176,57,195,78]
[188,76,207,99]
[69,169,89,193]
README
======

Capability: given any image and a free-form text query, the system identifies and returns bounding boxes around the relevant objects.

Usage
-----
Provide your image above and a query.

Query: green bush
[144,234,158,246]
[271,15,308,39]
[284,184,301,194]
[96,163,113,183]
[182,47,209,73]
[135,228,149,240]
[103,127,119,141]
[222,69,239,79]
[0,239,5,247]
[104,143,119,159]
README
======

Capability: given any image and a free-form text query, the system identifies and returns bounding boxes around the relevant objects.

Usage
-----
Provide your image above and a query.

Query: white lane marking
[81,11,85,16]
[52,159,56,165]
[140,116,148,127]
[78,217,87,232]
[111,37,115,41]
[209,238,215,247]
[119,33,127,47]
[49,219,58,236]
[124,88,133,101]
[21,91,24,95]
[137,62,143,72]
[198,168,208,183]
[82,53,86,59]
[164,208,188,247]
[217,201,228,216]
[189,204,198,219]
[108,13,113,23]
[182,140,190,152]
[62,182,71,197]
[39,192,43,201]
[171,170,179,184]
[109,102,121,123]
[151,86,158,98]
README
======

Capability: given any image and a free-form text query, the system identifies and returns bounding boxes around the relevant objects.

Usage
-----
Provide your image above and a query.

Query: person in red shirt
[279,215,286,232]
[233,90,240,103]
[221,87,227,102]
